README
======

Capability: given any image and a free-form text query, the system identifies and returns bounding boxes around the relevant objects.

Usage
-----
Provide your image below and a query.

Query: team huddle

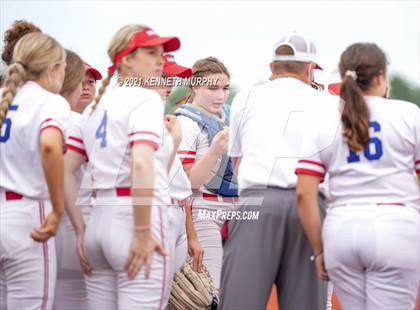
[0,20,419,310]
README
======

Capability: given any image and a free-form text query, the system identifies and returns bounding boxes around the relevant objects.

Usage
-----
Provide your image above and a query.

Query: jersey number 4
[0,105,19,143]
[347,121,383,163]
[95,111,108,148]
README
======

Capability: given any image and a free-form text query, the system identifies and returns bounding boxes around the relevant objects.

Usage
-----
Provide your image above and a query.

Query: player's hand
[165,115,182,148]
[124,230,168,280]
[315,253,329,281]
[76,232,91,275]
[188,237,204,272]
[209,129,229,156]
[31,211,62,242]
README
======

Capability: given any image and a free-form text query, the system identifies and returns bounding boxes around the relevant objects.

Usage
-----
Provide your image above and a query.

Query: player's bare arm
[165,114,182,172]
[64,149,91,274]
[125,143,167,280]
[296,174,328,281]
[183,200,204,272]
[31,128,65,242]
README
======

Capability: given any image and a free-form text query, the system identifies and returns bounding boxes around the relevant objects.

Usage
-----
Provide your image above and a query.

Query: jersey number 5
[347,121,383,163]
[96,111,108,148]
[0,105,19,143]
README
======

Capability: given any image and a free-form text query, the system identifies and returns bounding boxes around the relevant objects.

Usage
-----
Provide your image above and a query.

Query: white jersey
[229,78,336,192]
[65,85,172,204]
[168,154,192,200]
[177,114,221,195]
[0,81,70,199]
[296,96,420,207]
[67,111,92,206]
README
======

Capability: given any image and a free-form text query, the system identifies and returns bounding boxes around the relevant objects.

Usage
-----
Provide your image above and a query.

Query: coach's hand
[315,254,329,281]
[124,231,168,280]
[31,211,62,242]
[76,232,91,275]
[188,237,204,272]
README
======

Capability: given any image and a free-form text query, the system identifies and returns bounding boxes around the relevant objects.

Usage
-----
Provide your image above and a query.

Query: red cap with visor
[108,28,180,74]
[84,63,102,80]
[163,54,192,78]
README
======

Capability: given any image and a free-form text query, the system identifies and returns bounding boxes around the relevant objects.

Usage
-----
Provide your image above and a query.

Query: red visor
[163,54,192,78]
[328,83,341,95]
[108,28,180,74]
[314,63,323,70]
[84,63,102,80]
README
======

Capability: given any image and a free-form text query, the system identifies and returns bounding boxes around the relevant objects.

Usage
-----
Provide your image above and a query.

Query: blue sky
[1,0,419,90]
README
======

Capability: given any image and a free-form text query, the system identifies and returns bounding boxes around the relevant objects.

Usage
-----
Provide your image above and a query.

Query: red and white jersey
[296,96,420,208]
[65,85,173,205]
[177,114,221,195]
[0,81,70,199]
[67,111,92,206]
[168,154,192,200]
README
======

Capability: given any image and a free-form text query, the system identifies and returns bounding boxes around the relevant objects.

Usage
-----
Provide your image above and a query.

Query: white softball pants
[0,195,56,310]
[83,196,170,310]
[163,203,188,308]
[191,195,236,289]
[53,206,91,310]
[323,204,419,310]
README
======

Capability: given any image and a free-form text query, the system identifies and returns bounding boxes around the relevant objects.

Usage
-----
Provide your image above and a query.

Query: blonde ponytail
[0,63,26,129]
[0,32,65,129]
[91,72,113,112]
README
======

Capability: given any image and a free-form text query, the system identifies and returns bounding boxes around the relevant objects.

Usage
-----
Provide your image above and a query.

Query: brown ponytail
[1,20,41,65]
[60,49,84,99]
[339,43,388,151]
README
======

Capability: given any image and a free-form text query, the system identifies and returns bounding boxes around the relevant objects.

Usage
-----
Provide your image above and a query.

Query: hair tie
[345,70,357,80]
[14,61,27,69]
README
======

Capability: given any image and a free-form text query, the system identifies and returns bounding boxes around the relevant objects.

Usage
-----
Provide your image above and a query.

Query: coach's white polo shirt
[229,77,336,193]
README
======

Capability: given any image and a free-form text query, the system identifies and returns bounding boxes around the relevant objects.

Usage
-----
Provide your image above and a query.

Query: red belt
[202,192,239,203]
[4,191,23,201]
[377,203,405,207]
[115,187,131,197]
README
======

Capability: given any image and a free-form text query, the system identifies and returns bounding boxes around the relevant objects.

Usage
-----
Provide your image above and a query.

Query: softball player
[53,51,95,310]
[175,56,236,290]
[296,43,420,310]
[76,63,103,113]
[64,24,180,309]
[0,32,69,310]
[0,19,43,309]
[1,20,41,67]
[160,55,204,282]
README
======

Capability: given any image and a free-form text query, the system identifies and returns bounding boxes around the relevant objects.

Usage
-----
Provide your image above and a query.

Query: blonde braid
[0,63,26,129]
[90,71,113,113]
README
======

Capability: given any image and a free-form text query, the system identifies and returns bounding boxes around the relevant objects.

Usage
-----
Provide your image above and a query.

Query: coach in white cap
[219,33,331,309]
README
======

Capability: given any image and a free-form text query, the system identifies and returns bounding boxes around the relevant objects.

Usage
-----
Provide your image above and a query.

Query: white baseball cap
[272,32,317,63]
